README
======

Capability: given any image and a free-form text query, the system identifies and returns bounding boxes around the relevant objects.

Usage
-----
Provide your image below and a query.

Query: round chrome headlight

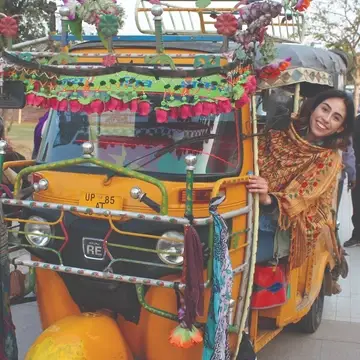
[24,216,52,247]
[156,231,184,266]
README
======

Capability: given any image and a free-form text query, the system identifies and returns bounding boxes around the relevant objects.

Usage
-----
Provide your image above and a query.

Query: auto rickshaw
[0,1,349,359]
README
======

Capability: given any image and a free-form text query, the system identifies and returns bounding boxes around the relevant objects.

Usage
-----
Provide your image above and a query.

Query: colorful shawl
[0,203,18,360]
[258,123,342,268]
[203,196,233,360]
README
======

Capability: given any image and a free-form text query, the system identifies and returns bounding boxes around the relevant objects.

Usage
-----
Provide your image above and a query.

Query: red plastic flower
[90,99,105,114]
[58,99,68,112]
[102,54,117,67]
[106,97,122,112]
[138,101,151,116]
[217,99,232,113]
[33,95,45,107]
[235,93,250,109]
[49,98,59,110]
[192,102,203,117]
[169,107,179,119]
[244,75,257,94]
[294,0,312,12]
[179,104,192,120]
[156,109,168,123]
[215,13,238,37]
[202,102,213,116]
[0,16,18,38]
[129,99,139,113]
[69,99,83,113]
[26,93,35,106]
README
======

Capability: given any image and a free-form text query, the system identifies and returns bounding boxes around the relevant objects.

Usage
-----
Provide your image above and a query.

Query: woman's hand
[247,175,272,205]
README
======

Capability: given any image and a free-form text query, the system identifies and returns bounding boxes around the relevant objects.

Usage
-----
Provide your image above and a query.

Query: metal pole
[59,6,70,50]
[18,109,22,125]
[184,154,196,219]
[151,5,164,54]
[0,140,6,186]
[293,83,301,113]
[12,36,50,50]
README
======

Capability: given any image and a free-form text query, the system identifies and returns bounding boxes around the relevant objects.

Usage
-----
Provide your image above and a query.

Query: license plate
[79,192,123,210]
[82,237,106,260]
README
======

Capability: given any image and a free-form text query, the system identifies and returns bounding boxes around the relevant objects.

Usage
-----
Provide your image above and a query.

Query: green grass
[6,123,35,159]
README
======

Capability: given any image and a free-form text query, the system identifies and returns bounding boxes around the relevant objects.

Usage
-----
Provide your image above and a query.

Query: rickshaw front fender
[25,312,133,360]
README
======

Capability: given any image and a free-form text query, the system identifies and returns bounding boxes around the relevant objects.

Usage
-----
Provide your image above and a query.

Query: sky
[55,0,317,43]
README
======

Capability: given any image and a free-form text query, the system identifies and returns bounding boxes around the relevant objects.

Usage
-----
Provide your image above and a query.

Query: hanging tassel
[169,225,204,349]
[169,322,203,349]
[183,225,204,329]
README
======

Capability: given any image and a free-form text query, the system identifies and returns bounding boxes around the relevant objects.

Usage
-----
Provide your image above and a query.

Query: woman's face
[309,97,346,140]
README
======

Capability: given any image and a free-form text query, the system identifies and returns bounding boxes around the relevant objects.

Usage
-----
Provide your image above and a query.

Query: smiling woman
[293,90,354,149]
[248,89,355,268]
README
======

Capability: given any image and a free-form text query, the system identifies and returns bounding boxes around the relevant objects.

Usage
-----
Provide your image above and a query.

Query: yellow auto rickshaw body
[1,1,348,359]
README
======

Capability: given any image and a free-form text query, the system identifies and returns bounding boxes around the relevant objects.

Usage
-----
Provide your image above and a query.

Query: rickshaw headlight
[24,216,52,247]
[156,231,184,266]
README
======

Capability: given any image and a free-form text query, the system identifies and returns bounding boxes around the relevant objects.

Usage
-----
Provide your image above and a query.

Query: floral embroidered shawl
[258,123,342,268]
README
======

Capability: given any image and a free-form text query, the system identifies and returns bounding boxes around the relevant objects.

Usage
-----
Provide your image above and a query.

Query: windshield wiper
[105,133,219,180]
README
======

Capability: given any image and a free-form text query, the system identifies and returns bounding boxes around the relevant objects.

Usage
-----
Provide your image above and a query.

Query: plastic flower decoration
[74,0,123,25]
[102,54,117,67]
[63,0,79,20]
[0,16,19,38]
[257,58,291,79]
[294,0,312,12]
[214,13,238,37]
[98,14,119,37]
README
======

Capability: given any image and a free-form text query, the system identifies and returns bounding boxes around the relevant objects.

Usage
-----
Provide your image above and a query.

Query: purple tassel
[182,225,204,329]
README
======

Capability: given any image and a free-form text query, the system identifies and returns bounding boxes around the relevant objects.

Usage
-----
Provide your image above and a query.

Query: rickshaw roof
[254,43,348,91]
[71,39,347,74]
[258,43,348,75]
[70,39,348,86]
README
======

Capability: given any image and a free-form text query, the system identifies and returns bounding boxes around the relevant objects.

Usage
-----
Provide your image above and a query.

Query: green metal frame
[14,157,169,214]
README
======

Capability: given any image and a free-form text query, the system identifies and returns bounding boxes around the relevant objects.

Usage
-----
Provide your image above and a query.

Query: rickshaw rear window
[38,99,242,177]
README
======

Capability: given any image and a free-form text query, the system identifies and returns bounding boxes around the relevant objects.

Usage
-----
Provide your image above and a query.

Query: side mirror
[0,81,26,109]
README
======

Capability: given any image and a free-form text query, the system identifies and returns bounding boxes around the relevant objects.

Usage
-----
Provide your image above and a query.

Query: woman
[248,89,354,268]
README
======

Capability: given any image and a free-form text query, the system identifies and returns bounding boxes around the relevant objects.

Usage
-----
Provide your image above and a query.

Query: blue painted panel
[51,34,223,43]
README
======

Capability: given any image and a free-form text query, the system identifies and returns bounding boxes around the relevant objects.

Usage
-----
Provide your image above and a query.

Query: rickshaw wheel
[297,280,325,334]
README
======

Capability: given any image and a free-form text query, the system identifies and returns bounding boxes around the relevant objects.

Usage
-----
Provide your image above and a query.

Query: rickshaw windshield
[38,97,242,177]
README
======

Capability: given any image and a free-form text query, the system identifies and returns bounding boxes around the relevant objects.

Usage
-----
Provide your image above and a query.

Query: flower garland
[257,58,292,80]
[62,0,124,48]
[8,65,258,122]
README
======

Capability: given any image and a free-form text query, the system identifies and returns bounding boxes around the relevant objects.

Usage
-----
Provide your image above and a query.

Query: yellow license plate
[79,192,123,210]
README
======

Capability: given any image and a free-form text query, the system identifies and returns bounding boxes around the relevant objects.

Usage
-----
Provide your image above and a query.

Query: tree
[306,0,360,109]
[0,0,57,41]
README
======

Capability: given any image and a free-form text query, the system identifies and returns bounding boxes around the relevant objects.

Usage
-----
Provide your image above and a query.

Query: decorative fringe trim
[169,324,203,349]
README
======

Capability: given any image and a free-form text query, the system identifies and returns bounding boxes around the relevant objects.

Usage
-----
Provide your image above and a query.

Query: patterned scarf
[203,196,233,360]
[258,123,342,268]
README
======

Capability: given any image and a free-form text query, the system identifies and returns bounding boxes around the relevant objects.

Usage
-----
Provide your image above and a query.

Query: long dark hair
[294,89,355,150]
